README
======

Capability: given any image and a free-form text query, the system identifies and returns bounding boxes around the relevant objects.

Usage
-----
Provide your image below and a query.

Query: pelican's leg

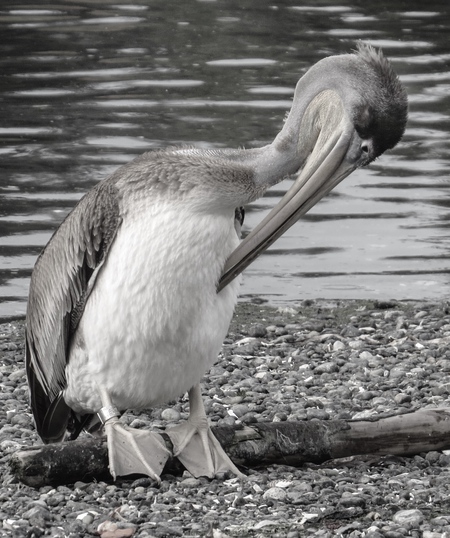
[166,384,245,479]
[98,388,170,482]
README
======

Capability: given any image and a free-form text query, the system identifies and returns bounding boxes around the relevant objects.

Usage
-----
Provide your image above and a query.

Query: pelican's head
[282,41,407,164]
[220,42,408,289]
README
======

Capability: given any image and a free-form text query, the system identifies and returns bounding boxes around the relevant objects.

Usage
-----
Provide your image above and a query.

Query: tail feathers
[26,351,90,443]
[27,363,56,442]
[41,393,71,443]
[68,412,96,440]
[40,393,95,443]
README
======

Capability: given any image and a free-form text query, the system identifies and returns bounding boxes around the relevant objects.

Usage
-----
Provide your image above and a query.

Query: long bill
[218,119,361,291]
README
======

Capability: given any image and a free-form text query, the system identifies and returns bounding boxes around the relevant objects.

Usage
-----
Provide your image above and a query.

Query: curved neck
[220,56,352,190]
[248,90,345,188]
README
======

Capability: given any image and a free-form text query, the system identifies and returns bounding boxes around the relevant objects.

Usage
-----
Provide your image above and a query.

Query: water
[1,0,449,320]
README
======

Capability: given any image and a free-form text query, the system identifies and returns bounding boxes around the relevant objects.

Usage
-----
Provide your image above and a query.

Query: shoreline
[1,298,450,537]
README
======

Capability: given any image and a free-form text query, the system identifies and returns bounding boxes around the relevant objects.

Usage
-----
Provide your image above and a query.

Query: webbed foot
[104,417,170,482]
[166,384,244,479]
[98,395,170,482]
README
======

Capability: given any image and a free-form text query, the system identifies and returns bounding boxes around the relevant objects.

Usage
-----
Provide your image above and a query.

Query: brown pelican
[26,43,407,482]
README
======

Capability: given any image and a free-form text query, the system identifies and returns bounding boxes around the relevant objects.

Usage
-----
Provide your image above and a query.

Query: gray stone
[161,408,181,422]
[392,509,424,528]
[263,487,287,501]
[248,324,267,338]
[314,361,339,374]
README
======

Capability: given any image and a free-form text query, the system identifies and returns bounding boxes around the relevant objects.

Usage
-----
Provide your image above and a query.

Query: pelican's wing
[26,180,121,442]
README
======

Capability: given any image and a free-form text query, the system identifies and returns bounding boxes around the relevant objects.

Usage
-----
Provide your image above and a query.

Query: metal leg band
[98,405,120,424]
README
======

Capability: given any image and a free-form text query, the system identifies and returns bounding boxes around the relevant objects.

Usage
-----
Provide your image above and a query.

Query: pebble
[248,323,267,338]
[314,361,339,374]
[263,487,287,501]
[339,493,366,508]
[231,403,249,417]
[394,393,412,404]
[333,340,345,351]
[349,340,364,349]
[160,408,181,422]
[393,509,424,527]
[76,511,95,525]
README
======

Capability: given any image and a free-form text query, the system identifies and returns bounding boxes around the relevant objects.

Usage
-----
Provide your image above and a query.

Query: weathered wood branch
[10,408,450,488]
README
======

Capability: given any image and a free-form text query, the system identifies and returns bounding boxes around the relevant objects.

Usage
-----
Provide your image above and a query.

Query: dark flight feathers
[26,180,121,442]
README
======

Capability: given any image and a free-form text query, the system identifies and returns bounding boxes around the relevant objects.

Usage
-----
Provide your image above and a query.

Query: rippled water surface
[1,0,450,320]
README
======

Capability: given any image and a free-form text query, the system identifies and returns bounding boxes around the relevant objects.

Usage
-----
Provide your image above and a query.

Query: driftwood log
[10,408,450,487]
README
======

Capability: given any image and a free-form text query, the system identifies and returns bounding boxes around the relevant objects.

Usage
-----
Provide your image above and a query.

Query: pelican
[26,43,407,482]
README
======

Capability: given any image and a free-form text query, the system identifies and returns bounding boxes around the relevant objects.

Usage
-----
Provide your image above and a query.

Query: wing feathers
[26,180,121,441]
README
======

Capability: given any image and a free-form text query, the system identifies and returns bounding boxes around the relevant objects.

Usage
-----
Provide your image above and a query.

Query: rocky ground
[1,298,450,537]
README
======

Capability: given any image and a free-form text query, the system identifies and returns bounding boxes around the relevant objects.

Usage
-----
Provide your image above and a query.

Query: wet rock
[314,362,339,374]
[161,408,181,422]
[248,324,267,338]
[392,509,424,528]
[339,493,366,508]
[263,487,287,501]
[394,393,412,404]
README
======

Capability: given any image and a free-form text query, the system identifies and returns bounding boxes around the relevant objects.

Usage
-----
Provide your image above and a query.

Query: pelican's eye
[361,141,370,155]
[359,139,376,165]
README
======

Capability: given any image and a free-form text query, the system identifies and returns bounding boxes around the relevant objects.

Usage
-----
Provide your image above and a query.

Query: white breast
[64,196,240,413]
